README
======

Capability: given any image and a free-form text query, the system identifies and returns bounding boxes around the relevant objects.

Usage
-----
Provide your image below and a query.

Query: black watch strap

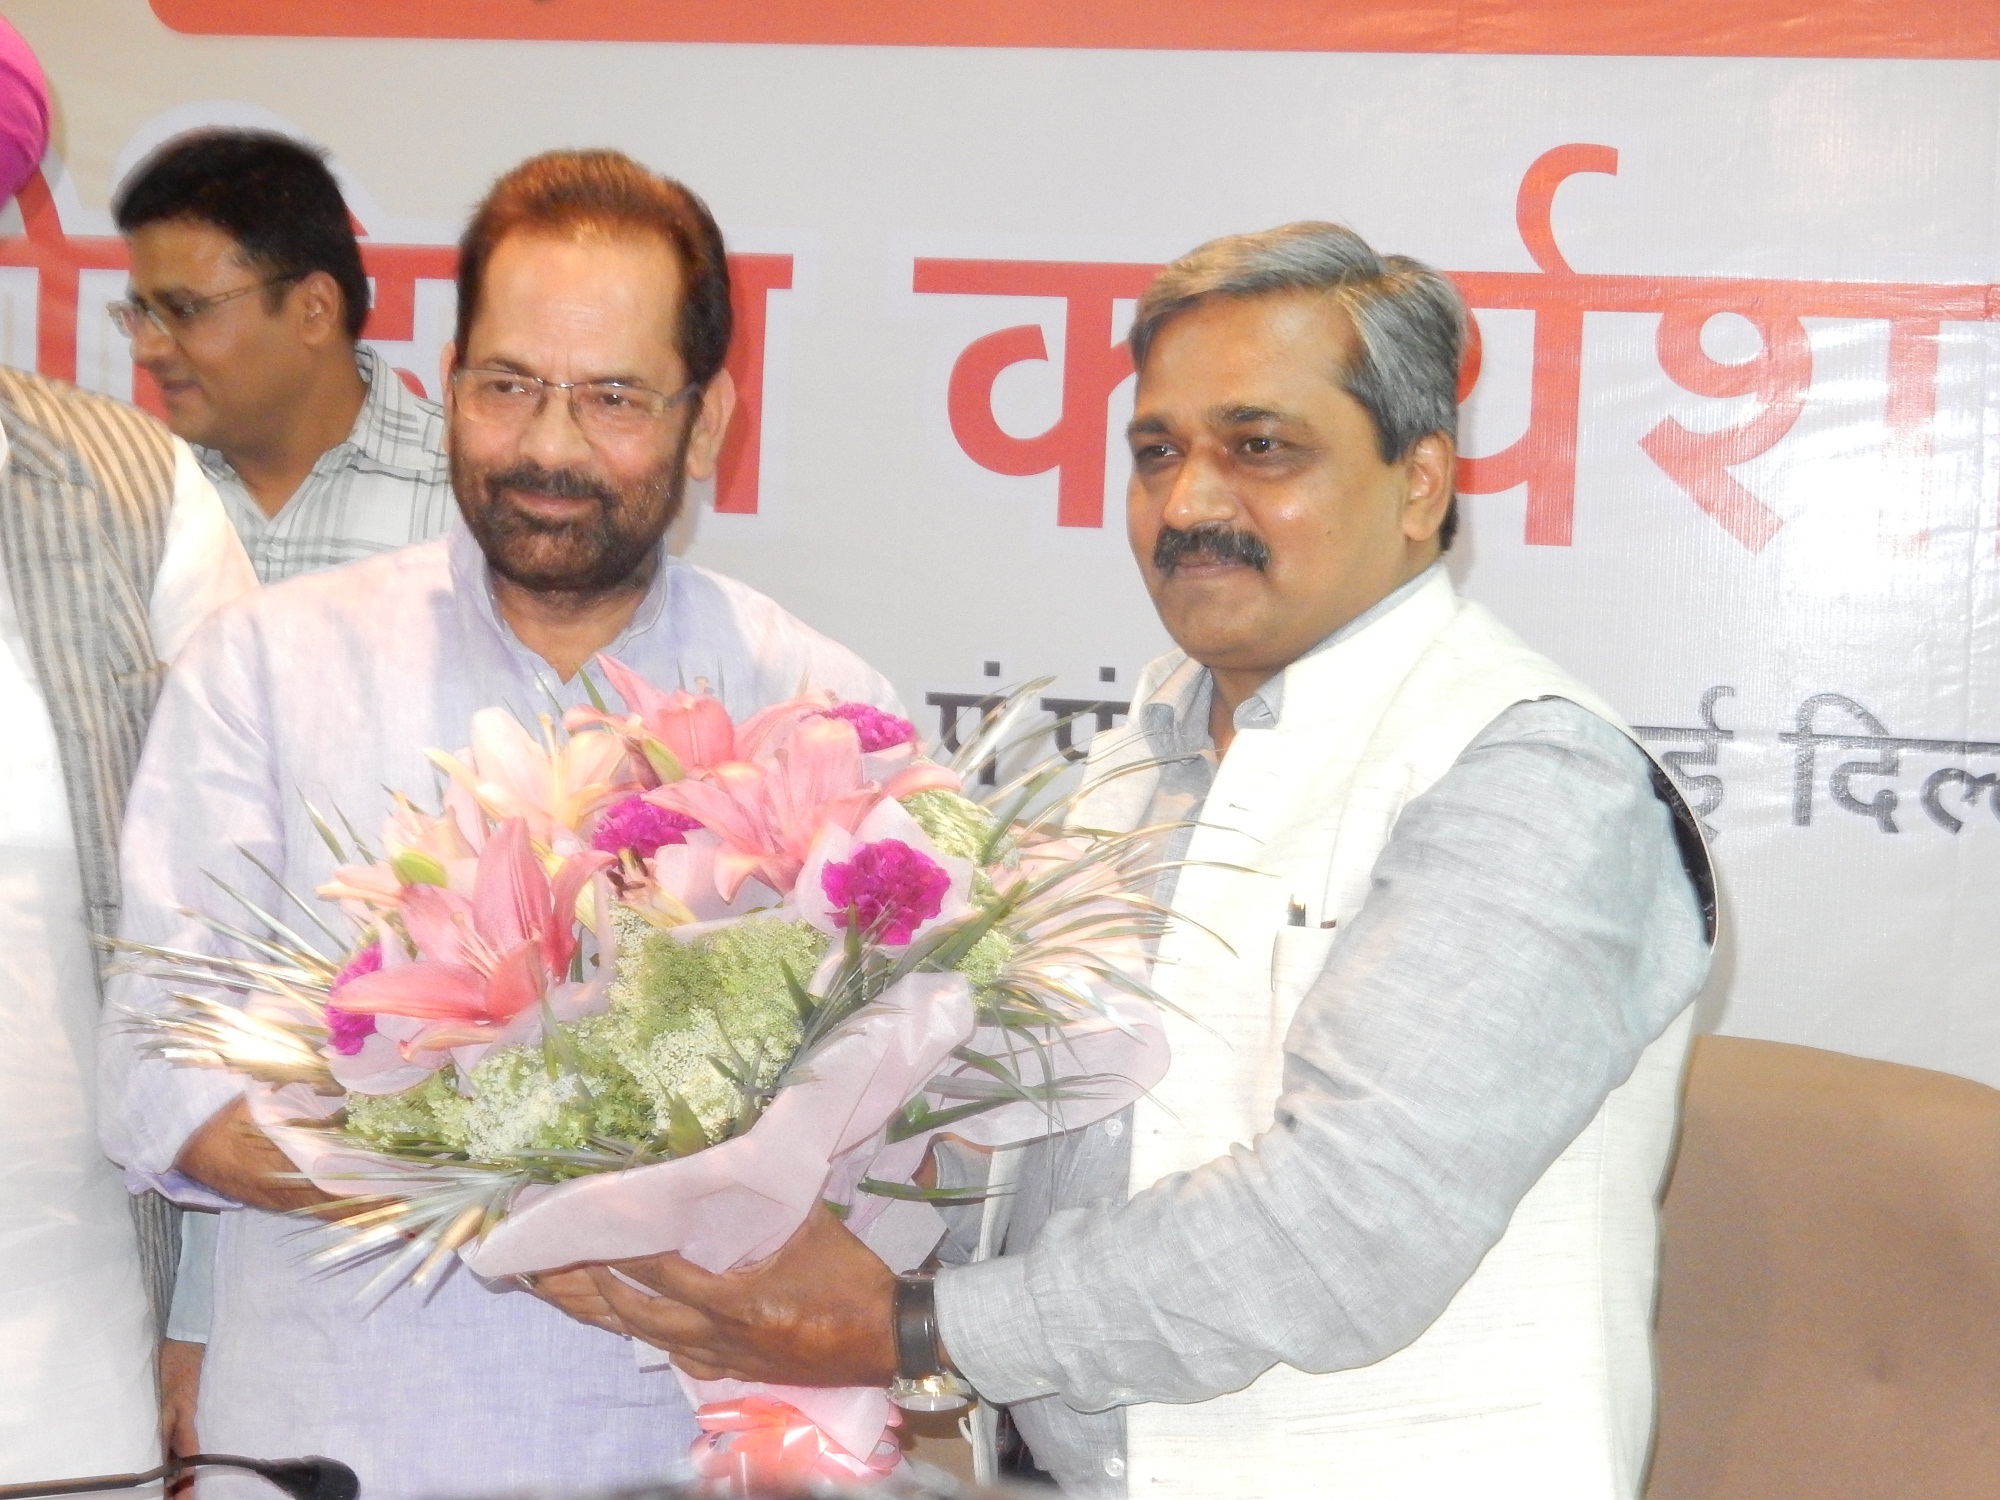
[890,1272,972,1411]
[893,1272,944,1379]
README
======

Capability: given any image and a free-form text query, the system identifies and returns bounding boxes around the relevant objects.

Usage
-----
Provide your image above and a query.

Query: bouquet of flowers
[119,656,1169,1486]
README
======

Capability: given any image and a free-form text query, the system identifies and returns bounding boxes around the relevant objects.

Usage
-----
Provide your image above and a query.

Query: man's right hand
[174,1097,338,1214]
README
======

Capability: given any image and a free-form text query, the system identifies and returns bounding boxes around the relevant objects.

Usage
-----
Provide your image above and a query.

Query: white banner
[10,1,2000,1083]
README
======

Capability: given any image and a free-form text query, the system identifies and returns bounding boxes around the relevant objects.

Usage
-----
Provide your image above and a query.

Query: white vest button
[1103,1116,1124,1138]
[1104,1456,1127,1477]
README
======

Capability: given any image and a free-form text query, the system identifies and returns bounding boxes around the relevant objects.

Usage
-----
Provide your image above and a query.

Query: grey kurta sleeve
[935,699,1709,1412]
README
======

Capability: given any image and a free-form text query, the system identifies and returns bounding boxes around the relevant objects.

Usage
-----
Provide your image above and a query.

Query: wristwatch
[889,1271,974,1412]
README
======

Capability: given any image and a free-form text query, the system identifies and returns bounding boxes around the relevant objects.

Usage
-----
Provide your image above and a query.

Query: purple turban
[0,15,48,204]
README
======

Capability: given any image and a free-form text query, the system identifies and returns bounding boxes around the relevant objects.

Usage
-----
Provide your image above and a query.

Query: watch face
[888,1373,974,1413]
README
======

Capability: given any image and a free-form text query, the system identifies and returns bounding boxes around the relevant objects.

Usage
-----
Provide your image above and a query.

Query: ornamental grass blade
[855,1177,1002,1207]
[944,679,1056,790]
[305,801,352,864]
[179,900,327,974]
[334,806,381,866]
[236,849,346,948]
[289,1166,524,1304]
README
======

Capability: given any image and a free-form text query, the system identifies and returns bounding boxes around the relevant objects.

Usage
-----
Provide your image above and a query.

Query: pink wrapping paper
[250,967,1168,1466]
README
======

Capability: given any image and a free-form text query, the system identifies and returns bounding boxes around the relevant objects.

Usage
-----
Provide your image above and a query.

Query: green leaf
[780,960,817,1027]
[887,1096,1016,1141]
[856,1176,1005,1207]
[664,1092,710,1157]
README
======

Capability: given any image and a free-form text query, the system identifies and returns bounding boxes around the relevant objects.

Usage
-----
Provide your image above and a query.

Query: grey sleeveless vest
[0,367,179,1332]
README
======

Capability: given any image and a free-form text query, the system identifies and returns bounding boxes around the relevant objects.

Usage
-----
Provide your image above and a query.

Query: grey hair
[1129,221,1466,547]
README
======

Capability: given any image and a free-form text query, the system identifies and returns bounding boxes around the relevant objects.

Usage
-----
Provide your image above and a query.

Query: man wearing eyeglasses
[113,130,453,583]
[113,128,456,1462]
[99,149,900,1499]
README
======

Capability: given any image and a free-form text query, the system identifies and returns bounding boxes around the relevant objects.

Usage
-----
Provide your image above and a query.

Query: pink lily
[735,693,962,798]
[317,791,488,915]
[429,708,632,850]
[732,692,838,762]
[394,784,489,866]
[329,819,613,1064]
[317,859,403,916]
[646,714,882,901]
[637,832,785,926]
[563,654,738,785]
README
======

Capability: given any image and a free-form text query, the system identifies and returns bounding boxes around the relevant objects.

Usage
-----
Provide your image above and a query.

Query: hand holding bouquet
[121,659,1170,1484]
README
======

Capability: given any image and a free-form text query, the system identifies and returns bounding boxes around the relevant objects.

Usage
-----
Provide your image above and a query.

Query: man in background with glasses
[112,130,452,582]
[99,149,899,1499]
[111,128,455,1461]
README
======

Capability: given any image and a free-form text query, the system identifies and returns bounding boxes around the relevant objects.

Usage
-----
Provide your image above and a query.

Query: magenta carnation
[333,941,383,989]
[822,702,918,753]
[326,941,383,1056]
[591,794,700,860]
[820,838,951,945]
[324,1007,377,1056]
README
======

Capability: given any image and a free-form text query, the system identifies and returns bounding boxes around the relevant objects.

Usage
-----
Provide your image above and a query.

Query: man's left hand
[557,1203,901,1386]
[520,1265,624,1335]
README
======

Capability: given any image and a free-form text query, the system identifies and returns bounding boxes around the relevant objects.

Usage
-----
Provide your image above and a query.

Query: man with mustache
[98,150,898,1498]
[544,223,1715,1500]
[113,126,458,1459]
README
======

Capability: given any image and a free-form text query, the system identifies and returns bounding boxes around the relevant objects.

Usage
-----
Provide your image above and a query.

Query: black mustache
[486,462,618,509]
[1153,525,1271,575]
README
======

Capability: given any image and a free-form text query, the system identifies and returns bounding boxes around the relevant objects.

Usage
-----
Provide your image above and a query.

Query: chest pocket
[1269,922,1342,1035]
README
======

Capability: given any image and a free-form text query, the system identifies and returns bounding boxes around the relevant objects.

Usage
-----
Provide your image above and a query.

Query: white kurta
[0,431,254,1483]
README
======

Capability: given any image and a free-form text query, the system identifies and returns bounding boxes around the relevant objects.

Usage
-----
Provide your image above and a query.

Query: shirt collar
[1140,559,1451,751]
[446,516,678,671]
[194,344,447,484]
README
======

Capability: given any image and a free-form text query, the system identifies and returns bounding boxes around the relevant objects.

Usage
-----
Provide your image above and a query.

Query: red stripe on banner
[148,0,2000,58]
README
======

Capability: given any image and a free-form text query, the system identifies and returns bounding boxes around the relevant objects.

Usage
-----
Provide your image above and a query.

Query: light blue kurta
[99,521,897,1498]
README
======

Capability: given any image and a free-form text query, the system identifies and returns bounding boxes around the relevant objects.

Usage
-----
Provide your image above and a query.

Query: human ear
[294,270,346,349]
[681,367,738,484]
[438,342,459,445]
[1400,431,1455,545]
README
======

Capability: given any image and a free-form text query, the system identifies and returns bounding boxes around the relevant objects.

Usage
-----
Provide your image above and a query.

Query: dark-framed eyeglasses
[449,366,700,444]
[108,271,306,342]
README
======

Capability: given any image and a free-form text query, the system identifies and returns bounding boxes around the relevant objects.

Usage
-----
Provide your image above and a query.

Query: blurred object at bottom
[1650,1035,2000,1500]
[0,1455,355,1500]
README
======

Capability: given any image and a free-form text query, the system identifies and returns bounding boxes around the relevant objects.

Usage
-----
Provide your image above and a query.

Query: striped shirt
[199,345,453,583]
